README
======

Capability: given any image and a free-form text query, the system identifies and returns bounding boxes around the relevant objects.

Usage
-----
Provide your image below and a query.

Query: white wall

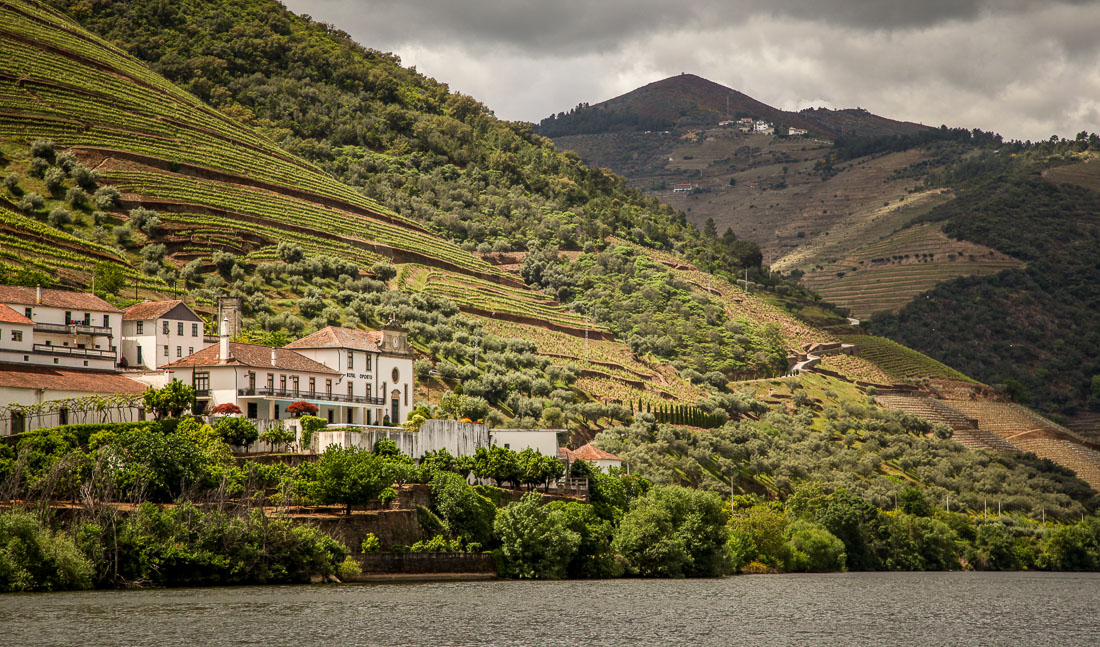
[489,429,562,457]
[0,385,143,435]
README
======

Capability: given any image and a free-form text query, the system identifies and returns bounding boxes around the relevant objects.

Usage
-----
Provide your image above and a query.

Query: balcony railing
[236,387,384,405]
[34,322,113,337]
[32,344,116,359]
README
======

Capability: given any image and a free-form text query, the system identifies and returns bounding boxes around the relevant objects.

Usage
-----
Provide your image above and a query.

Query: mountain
[535,73,929,139]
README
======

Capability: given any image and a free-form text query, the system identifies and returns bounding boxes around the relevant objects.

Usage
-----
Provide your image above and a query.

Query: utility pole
[584,317,589,363]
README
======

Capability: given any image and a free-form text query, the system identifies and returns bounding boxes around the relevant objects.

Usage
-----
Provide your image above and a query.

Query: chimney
[270,348,277,366]
[35,284,42,304]
[219,316,229,362]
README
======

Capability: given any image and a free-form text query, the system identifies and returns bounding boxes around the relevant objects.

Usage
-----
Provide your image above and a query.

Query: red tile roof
[284,326,382,352]
[0,363,146,394]
[123,300,185,321]
[0,286,121,312]
[162,341,338,374]
[565,443,623,462]
[0,304,33,325]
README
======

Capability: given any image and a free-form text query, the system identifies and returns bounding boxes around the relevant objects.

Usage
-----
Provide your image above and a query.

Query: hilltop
[535,73,928,139]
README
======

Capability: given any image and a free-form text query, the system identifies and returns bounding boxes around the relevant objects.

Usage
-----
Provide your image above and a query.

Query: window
[177,322,184,336]
[404,384,408,406]
[392,367,400,382]
[191,323,198,337]
[367,384,372,399]
[280,375,287,392]
[267,373,274,390]
[11,330,21,342]
[23,307,31,319]
[347,352,354,370]
[188,347,193,356]
[163,344,169,357]
[83,313,90,325]
[247,402,258,418]
[291,376,299,395]
[248,372,256,390]
[366,355,372,370]
[162,320,169,335]
[347,382,354,399]
[65,311,72,324]
[308,377,316,395]
[176,346,182,358]
[102,314,109,327]
[11,411,25,435]
[325,379,332,395]
[193,372,210,393]
[58,407,69,426]
[136,321,143,334]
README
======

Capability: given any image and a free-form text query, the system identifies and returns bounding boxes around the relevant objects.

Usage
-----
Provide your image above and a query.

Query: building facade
[121,300,209,370]
[0,286,121,371]
[285,324,415,425]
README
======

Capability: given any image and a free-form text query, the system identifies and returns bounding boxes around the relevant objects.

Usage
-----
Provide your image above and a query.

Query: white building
[788,127,809,136]
[754,120,774,134]
[560,443,624,473]
[285,324,414,425]
[0,285,121,370]
[0,363,146,435]
[491,428,562,456]
[121,300,210,370]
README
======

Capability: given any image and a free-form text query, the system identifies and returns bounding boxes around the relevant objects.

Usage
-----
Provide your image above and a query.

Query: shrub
[211,402,242,415]
[494,492,580,579]
[299,446,395,514]
[258,424,296,453]
[28,157,49,178]
[2,173,19,193]
[44,167,66,194]
[0,512,93,592]
[430,471,496,547]
[214,416,259,448]
[71,165,99,191]
[785,521,847,572]
[18,192,44,212]
[613,485,730,577]
[47,208,71,227]
[93,186,121,210]
[370,260,397,281]
[287,400,318,417]
[30,139,55,161]
[65,186,88,208]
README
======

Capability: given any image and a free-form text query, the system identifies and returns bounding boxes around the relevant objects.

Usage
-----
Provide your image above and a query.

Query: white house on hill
[560,443,624,473]
[121,300,210,370]
[0,285,121,371]
[284,324,414,425]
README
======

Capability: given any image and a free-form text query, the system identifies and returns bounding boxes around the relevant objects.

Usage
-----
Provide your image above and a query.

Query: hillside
[0,0,1094,514]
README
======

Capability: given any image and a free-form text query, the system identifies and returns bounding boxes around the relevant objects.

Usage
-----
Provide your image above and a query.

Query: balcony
[236,387,384,406]
[32,344,116,360]
[34,322,113,337]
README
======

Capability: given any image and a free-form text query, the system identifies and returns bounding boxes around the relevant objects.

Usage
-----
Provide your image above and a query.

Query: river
[2,572,1098,646]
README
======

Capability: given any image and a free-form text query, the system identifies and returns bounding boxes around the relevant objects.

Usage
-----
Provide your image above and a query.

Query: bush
[287,400,318,417]
[214,416,259,448]
[2,173,19,193]
[47,207,72,227]
[785,521,847,572]
[494,492,580,579]
[30,138,55,161]
[0,512,93,592]
[299,446,395,514]
[430,471,496,547]
[370,260,397,281]
[211,402,241,415]
[18,192,44,212]
[93,186,121,210]
[44,167,66,194]
[613,485,729,577]
[299,415,327,452]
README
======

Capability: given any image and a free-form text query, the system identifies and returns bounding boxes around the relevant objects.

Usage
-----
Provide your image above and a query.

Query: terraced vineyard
[837,334,975,382]
[1044,157,1100,192]
[401,265,609,336]
[800,223,1021,318]
[474,315,705,405]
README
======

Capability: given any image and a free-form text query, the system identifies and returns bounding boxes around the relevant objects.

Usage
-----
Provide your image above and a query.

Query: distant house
[754,120,773,134]
[788,127,809,136]
[560,443,624,473]
[0,363,146,435]
[121,300,210,370]
[673,183,697,193]
[718,120,735,127]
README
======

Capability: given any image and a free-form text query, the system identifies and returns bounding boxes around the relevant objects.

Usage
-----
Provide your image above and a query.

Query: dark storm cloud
[285,0,1100,140]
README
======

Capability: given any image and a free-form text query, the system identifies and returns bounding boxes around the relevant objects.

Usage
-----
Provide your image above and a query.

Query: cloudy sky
[284,0,1100,141]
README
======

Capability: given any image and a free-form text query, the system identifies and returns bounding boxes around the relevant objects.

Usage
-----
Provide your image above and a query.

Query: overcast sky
[284,0,1100,141]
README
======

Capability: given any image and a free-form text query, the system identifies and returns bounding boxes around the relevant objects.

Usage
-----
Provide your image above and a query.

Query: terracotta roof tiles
[122,300,185,321]
[283,326,382,352]
[0,286,121,312]
[0,304,33,325]
[162,341,338,374]
[0,363,146,394]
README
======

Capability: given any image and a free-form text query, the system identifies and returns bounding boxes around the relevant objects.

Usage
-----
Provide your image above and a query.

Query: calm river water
[2,572,1098,646]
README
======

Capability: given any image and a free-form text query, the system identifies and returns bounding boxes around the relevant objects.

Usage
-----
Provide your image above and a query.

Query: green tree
[214,417,258,448]
[493,492,580,579]
[0,512,93,592]
[473,445,521,488]
[613,485,729,577]
[430,471,496,547]
[545,500,623,578]
[785,521,847,572]
[301,446,394,514]
[142,379,195,420]
[92,262,125,297]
